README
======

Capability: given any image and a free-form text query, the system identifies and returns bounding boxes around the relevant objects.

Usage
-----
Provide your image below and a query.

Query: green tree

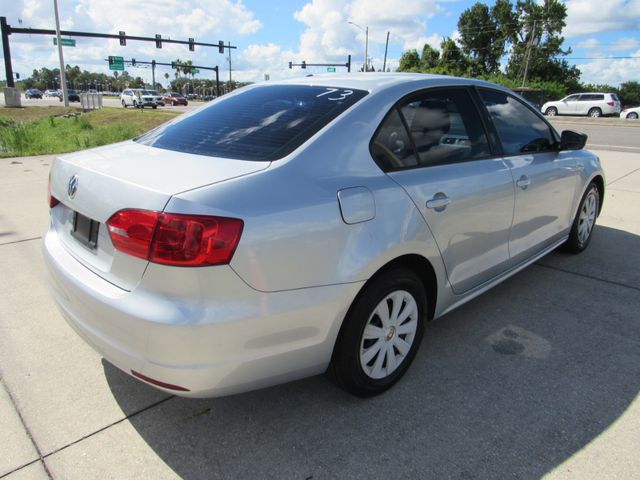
[458,3,506,75]
[619,81,640,106]
[503,0,579,87]
[420,44,440,70]
[438,38,470,76]
[398,50,421,71]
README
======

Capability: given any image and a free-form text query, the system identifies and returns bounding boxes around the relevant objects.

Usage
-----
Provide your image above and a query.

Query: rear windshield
[136,85,368,161]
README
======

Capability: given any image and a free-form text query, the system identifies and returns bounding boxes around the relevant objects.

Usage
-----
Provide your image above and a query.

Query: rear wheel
[627,112,639,119]
[545,107,558,116]
[330,268,426,397]
[563,182,600,253]
[588,107,602,118]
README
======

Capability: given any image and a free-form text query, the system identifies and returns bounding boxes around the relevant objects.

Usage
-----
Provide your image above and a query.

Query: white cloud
[574,38,601,50]
[577,49,640,86]
[74,0,262,38]
[565,0,640,37]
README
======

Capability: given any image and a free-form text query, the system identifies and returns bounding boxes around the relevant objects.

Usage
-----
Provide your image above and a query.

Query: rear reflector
[131,370,190,392]
[48,174,60,208]
[107,209,243,266]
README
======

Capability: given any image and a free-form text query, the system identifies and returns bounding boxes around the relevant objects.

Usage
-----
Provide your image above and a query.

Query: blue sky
[1,0,638,87]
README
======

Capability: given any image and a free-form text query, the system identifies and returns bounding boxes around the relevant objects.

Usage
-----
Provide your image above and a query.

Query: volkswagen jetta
[44,74,604,397]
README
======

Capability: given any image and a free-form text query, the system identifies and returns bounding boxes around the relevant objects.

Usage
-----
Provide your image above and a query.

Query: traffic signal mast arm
[4,21,236,51]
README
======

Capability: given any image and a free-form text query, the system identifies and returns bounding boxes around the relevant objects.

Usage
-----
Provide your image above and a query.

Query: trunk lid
[49,140,269,290]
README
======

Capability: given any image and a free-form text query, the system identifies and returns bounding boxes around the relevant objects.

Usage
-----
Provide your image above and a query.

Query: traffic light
[119,31,126,46]
[218,40,224,54]
[131,58,136,66]
[155,34,162,48]
[189,38,195,52]
[301,61,306,69]
[288,62,292,69]
[171,61,177,69]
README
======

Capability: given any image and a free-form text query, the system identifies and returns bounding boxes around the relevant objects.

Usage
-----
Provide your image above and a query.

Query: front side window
[479,89,556,155]
[564,95,579,102]
[137,85,367,161]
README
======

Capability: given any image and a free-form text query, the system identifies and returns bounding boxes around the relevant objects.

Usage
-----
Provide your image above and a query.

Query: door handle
[426,195,451,211]
[516,175,531,190]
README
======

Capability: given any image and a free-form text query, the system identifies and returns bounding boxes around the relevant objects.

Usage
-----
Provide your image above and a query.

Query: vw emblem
[68,175,79,199]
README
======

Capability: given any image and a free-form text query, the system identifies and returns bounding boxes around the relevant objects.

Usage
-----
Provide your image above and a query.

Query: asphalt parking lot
[1,141,639,477]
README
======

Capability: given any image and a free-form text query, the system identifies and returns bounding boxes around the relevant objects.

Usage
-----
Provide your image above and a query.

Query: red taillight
[106,209,243,267]
[607,101,615,106]
[48,174,60,208]
[107,210,159,260]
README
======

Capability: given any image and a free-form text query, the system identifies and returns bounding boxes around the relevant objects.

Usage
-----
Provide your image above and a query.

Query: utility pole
[53,0,69,106]
[383,31,390,72]
[151,60,156,89]
[522,20,537,88]
[228,41,232,84]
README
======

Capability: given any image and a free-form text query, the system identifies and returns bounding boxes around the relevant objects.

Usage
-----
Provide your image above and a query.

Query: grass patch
[0,107,181,158]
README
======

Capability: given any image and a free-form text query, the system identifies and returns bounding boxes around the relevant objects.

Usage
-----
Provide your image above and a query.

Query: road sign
[327,67,336,72]
[192,68,200,74]
[108,55,124,71]
[53,37,76,47]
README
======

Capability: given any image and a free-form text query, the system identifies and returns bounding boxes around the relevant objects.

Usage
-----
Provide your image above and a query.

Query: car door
[372,87,514,294]
[477,88,582,266]
[577,94,597,115]
[559,94,580,114]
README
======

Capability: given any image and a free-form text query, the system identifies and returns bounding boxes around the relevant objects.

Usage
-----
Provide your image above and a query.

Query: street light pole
[348,21,369,72]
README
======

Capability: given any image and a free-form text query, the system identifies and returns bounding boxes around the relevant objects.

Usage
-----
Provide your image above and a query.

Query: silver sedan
[44,73,604,397]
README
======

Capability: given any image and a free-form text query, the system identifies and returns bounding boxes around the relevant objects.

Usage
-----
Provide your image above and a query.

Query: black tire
[563,182,600,254]
[627,112,639,119]
[545,107,558,116]
[588,107,602,118]
[329,268,426,397]
[122,100,127,108]
[152,105,157,109]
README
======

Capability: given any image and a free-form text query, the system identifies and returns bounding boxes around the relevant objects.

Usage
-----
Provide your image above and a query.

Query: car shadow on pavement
[104,224,640,479]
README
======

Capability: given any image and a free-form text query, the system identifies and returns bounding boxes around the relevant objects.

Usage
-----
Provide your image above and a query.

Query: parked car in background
[147,90,165,106]
[163,92,188,106]
[121,89,160,109]
[25,89,43,99]
[44,89,60,97]
[542,92,621,117]
[66,90,81,102]
[45,73,604,399]
[620,106,640,119]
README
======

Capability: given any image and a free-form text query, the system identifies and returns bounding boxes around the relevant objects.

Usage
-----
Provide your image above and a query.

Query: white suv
[120,89,162,109]
[542,92,621,117]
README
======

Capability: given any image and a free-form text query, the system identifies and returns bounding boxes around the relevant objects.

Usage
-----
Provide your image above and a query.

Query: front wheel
[545,107,558,116]
[329,268,426,397]
[563,182,600,253]
[627,112,639,119]
[122,100,127,108]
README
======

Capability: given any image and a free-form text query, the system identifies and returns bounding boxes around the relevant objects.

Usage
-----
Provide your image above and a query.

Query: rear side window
[371,88,490,170]
[479,89,555,156]
[136,85,368,161]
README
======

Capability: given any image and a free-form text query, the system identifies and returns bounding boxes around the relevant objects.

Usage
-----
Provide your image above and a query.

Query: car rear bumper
[43,225,362,397]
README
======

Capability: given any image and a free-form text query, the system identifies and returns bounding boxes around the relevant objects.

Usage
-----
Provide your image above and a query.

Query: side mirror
[560,130,587,150]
